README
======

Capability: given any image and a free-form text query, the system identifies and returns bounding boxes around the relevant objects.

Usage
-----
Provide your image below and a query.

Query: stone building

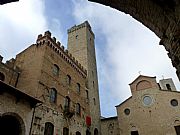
[0,21,101,135]
[116,75,180,135]
[101,116,120,135]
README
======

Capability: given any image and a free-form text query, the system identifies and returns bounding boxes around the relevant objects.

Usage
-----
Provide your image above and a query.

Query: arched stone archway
[89,0,180,81]
[0,113,25,135]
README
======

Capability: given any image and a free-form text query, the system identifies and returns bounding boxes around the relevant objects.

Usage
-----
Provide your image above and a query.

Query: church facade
[102,75,180,135]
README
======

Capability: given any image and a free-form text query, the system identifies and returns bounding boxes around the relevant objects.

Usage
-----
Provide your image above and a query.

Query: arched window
[93,98,96,105]
[65,96,70,110]
[50,88,57,103]
[77,83,80,93]
[44,122,54,135]
[76,131,81,135]
[76,103,81,115]
[93,81,95,88]
[53,64,59,76]
[86,90,89,99]
[0,72,5,81]
[166,84,171,90]
[86,129,91,135]
[63,127,69,135]
[94,128,98,135]
[67,75,71,85]
[75,35,78,39]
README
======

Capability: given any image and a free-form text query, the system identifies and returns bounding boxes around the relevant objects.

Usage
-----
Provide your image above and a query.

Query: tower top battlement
[36,31,87,78]
[67,21,95,38]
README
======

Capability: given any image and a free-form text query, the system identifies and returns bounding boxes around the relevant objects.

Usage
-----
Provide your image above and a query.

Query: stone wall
[101,117,120,135]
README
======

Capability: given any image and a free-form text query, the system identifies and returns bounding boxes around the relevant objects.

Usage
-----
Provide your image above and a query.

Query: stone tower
[67,21,101,134]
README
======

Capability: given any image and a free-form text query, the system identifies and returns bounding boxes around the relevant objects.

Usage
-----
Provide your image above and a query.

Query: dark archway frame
[0,112,25,135]
[88,0,180,81]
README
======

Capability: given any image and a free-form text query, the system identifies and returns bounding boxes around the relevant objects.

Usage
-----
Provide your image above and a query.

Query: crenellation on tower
[44,30,51,37]
[36,31,87,78]
[67,21,95,38]
[52,37,56,42]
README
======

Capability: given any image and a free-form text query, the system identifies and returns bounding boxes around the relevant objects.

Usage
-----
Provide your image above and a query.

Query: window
[75,35,78,39]
[94,128,98,135]
[143,96,153,106]
[76,131,81,135]
[171,99,178,106]
[93,98,96,105]
[44,122,54,135]
[76,103,81,115]
[50,88,57,103]
[77,83,80,93]
[65,96,70,109]
[86,90,89,99]
[124,108,130,115]
[93,81,95,88]
[166,84,171,90]
[53,64,59,76]
[63,127,69,135]
[0,72,5,81]
[67,75,71,85]
[109,123,113,129]
[86,130,91,135]
[131,131,139,135]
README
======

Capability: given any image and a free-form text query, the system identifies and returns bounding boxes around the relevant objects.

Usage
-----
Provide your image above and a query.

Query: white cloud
[72,0,180,117]
[0,0,47,61]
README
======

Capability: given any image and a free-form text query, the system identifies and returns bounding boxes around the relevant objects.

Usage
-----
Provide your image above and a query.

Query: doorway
[175,126,180,135]
[0,115,22,135]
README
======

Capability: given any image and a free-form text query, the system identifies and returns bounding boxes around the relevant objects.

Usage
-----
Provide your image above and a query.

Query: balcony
[63,106,75,118]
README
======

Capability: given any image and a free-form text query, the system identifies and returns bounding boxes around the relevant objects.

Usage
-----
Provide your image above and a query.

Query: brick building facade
[0,21,100,135]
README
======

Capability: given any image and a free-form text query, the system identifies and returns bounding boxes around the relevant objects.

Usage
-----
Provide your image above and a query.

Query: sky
[0,0,180,117]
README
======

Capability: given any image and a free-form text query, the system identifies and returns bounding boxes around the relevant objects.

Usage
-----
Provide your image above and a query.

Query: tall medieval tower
[67,21,101,134]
